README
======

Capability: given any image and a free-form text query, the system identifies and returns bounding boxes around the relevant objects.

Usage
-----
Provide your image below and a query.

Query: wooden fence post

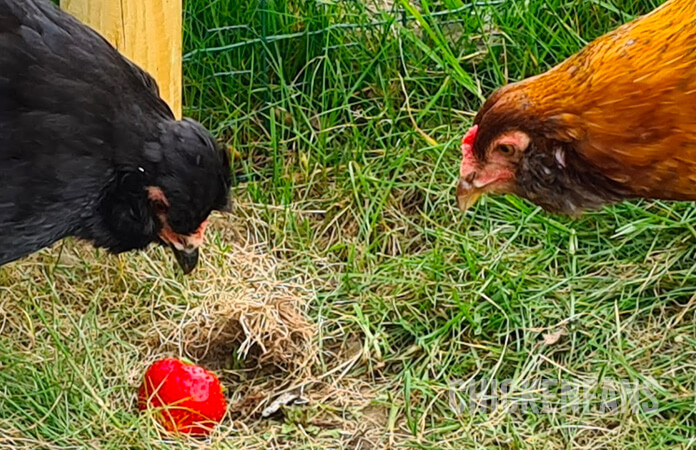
[60,0,183,119]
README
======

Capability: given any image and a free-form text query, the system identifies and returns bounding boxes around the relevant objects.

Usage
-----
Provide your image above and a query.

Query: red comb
[463,125,479,147]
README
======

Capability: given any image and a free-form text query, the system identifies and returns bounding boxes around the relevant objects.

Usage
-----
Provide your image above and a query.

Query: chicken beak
[456,178,482,211]
[159,219,209,275]
[170,246,199,274]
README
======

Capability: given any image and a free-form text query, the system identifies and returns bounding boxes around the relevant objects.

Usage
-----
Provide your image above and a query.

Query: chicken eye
[497,144,515,155]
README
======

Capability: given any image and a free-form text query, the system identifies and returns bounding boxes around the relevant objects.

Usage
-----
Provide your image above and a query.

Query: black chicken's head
[99,118,231,274]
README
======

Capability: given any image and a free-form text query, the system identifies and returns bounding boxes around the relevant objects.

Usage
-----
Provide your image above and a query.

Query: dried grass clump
[145,219,317,372]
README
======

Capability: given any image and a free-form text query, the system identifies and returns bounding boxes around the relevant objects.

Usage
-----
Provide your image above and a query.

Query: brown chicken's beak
[457,125,484,212]
[170,246,199,275]
[456,178,482,211]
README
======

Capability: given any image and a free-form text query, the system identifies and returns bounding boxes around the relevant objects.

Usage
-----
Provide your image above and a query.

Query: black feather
[514,141,632,216]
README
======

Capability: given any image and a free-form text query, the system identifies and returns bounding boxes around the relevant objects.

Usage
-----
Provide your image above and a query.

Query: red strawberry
[138,358,227,435]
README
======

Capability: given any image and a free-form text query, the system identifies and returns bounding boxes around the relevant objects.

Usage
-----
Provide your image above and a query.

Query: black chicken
[0,0,231,273]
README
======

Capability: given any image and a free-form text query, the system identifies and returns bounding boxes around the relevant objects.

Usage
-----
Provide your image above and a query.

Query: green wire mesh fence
[181,0,657,180]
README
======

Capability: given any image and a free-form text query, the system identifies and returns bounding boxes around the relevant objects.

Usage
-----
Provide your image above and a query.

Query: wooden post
[60,0,183,119]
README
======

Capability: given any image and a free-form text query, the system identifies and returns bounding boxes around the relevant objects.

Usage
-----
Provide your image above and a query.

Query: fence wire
[184,1,505,61]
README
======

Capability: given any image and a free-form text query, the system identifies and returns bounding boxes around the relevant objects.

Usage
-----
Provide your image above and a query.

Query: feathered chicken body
[0,0,231,272]
[458,0,696,215]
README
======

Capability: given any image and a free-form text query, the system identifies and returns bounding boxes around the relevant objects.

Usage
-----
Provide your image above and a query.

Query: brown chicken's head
[456,84,539,211]
[456,86,629,216]
[457,123,529,211]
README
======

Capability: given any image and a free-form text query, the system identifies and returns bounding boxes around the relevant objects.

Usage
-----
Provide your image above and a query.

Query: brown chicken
[457,0,696,216]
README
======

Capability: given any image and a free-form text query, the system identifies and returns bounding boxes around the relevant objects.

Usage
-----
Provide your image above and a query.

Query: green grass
[3,0,696,448]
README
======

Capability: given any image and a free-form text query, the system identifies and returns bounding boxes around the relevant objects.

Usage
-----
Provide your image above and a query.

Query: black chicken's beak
[171,246,199,274]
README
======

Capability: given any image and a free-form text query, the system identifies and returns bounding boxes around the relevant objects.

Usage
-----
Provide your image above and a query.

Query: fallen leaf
[262,392,310,418]
[543,329,567,346]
